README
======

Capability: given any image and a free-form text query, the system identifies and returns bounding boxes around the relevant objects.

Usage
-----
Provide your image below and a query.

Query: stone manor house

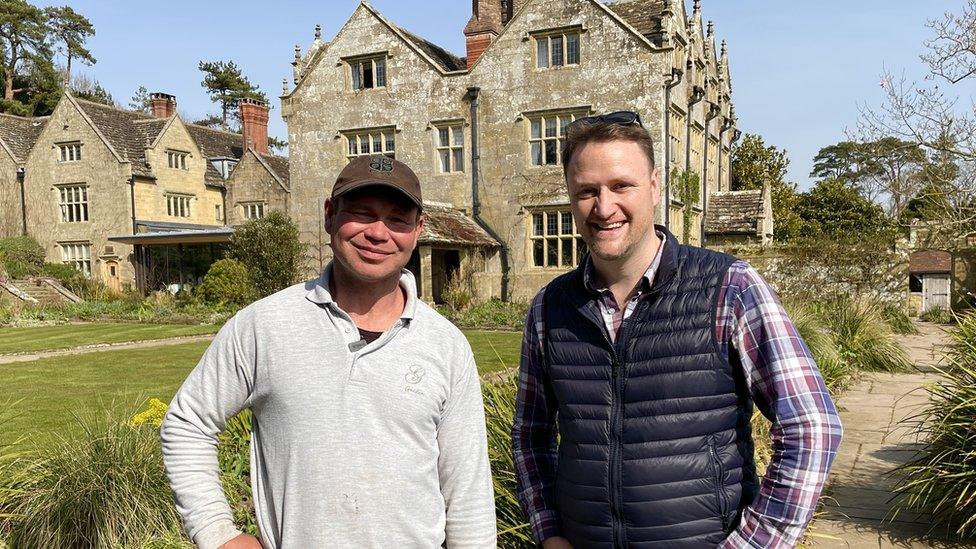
[0,93,289,293]
[282,0,770,301]
[0,0,772,302]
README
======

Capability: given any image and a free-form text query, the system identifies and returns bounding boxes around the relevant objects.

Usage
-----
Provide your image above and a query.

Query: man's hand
[542,536,573,549]
[219,534,263,548]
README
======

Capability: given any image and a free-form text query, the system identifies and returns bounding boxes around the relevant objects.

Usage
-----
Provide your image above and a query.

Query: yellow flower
[129,398,169,428]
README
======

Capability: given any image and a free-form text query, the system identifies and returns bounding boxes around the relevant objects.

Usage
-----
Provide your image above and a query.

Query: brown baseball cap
[331,154,422,207]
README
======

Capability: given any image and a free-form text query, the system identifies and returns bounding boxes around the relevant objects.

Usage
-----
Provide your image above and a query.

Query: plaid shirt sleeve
[512,288,562,544]
[716,261,844,548]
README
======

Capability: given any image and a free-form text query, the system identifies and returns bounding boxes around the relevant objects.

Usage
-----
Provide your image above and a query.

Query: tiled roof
[420,204,498,247]
[605,0,666,38]
[74,98,161,176]
[704,189,764,235]
[258,153,290,187]
[0,113,48,162]
[395,26,467,72]
[185,124,248,187]
[909,249,952,274]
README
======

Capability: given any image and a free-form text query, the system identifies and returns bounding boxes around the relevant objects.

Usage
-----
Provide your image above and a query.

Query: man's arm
[717,263,843,548]
[512,290,563,545]
[160,312,257,549]
[436,353,497,548]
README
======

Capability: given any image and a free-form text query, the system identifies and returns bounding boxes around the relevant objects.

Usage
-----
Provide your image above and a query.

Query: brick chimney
[464,0,503,69]
[240,98,269,155]
[150,92,176,118]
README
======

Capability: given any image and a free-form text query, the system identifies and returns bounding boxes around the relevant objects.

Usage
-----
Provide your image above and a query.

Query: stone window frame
[526,207,586,269]
[524,108,589,168]
[57,141,82,162]
[242,201,266,220]
[432,121,465,173]
[345,52,388,91]
[215,204,223,222]
[55,183,90,223]
[165,193,193,218]
[531,26,583,69]
[59,241,92,276]
[167,150,189,170]
[342,126,397,160]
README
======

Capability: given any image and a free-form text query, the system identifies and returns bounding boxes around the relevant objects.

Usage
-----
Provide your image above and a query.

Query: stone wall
[0,151,21,237]
[22,98,136,289]
[225,152,290,226]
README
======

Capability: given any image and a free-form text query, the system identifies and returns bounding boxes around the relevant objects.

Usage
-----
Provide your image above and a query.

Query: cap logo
[368,155,394,173]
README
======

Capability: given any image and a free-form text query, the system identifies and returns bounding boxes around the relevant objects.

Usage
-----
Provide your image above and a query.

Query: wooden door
[922,274,951,312]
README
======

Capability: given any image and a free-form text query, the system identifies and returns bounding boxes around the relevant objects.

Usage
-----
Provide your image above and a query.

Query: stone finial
[707,20,714,37]
[721,39,727,57]
[282,78,289,95]
[314,24,322,40]
[662,0,672,15]
[693,0,701,15]
[293,44,301,63]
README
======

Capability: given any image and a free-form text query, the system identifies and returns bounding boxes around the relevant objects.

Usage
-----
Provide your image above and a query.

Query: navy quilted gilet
[543,234,758,548]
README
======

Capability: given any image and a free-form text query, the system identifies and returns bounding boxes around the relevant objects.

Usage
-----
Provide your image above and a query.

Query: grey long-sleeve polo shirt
[161,266,497,549]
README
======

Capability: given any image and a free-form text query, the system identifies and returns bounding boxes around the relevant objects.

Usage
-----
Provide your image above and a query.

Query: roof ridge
[185,122,242,138]
[73,97,156,119]
[0,112,49,121]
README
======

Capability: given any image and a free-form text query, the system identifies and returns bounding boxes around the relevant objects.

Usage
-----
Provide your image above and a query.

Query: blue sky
[39,0,967,189]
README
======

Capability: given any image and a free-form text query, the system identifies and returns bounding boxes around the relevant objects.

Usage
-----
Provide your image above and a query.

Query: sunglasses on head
[568,110,643,130]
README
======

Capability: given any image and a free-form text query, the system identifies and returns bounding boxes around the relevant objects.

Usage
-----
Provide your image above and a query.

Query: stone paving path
[812,322,974,548]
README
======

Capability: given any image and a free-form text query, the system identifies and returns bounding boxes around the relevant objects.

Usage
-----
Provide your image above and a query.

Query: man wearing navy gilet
[512,112,843,548]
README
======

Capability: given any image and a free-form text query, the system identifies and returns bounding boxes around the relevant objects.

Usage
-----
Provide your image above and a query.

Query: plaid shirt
[512,234,843,548]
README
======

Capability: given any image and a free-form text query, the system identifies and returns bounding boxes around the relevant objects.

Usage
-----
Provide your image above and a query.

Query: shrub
[482,376,534,548]
[196,259,255,307]
[893,311,976,538]
[0,236,44,279]
[816,295,912,373]
[229,212,308,298]
[920,306,954,325]
[0,408,185,548]
[438,299,529,330]
[882,302,919,335]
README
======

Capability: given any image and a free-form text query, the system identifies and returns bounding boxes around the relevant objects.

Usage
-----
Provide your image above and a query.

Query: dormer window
[349,55,387,90]
[210,157,239,179]
[167,150,189,170]
[535,29,581,69]
[57,142,82,162]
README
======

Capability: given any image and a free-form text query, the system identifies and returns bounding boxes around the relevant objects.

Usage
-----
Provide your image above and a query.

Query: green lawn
[0,329,522,448]
[0,323,219,355]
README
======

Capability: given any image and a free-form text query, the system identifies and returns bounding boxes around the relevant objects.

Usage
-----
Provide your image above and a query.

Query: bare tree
[857,1,976,242]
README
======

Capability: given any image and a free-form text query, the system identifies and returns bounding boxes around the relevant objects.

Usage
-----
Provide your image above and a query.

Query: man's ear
[324,198,336,233]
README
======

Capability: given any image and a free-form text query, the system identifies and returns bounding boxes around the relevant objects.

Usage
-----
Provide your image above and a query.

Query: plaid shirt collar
[582,229,667,300]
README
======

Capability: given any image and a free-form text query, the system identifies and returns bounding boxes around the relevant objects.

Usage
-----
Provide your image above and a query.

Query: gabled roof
[396,26,466,72]
[0,113,48,163]
[420,204,498,247]
[256,152,290,189]
[73,98,161,176]
[185,123,247,187]
[605,0,666,39]
[704,189,764,235]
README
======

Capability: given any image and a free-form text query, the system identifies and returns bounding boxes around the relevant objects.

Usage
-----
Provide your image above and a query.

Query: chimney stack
[464,0,504,69]
[240,98,269,155]
[150,92,176,118]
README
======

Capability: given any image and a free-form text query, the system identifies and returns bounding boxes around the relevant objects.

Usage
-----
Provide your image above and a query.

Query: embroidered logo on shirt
[405,365,426,384]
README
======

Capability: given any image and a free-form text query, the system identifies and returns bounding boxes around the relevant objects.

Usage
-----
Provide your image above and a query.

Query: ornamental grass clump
[481,375,535,548]
[893,311,976,539]
[817,296,912,373]
[0,407,185,548]
[881,302,919,335]
[781,298,851,393]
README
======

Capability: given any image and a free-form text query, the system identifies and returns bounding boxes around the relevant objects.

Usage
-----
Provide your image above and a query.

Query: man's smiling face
[566,139,660,265]
[325,187,424,284]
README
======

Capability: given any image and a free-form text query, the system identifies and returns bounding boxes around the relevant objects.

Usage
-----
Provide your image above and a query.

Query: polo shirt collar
[305,262,418,320]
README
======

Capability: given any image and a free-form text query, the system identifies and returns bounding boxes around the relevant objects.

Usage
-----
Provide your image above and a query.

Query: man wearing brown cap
[161,155,497,549]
